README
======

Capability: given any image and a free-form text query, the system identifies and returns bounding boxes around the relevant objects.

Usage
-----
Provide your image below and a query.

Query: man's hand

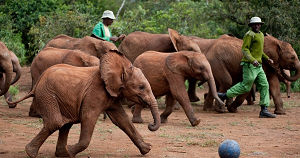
[252,60,260,67]
[118,34,126,40]
[267,58,274,64]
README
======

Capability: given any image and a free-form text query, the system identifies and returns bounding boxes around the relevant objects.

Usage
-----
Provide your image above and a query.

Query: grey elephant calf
[7,51,161,158]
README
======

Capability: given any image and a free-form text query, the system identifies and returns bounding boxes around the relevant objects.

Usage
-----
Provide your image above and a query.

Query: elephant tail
[6,91,34,108]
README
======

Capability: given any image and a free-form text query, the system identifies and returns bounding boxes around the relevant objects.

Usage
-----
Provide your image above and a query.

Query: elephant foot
[6,96,17,108]
[8,103,17,108]
[55,145,69,157]
[274,109,286,115]
[189,95,200,102]
[25,143,39,158]
[227,106,238,113]
[139,142,152,155]
[132,116,144,123]
[160,115,168,123]
[66,145,76,158]
[214,105,226,113]
[203,107,214,111]
[191,118,201,126]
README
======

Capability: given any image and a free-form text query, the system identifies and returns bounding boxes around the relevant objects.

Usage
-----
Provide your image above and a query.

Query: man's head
[102,10,116,26]
[248,17,264,33]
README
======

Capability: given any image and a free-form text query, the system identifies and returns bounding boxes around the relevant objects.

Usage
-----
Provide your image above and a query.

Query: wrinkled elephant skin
[132,51,225,126]
[28,47,101,117]
[7,51,160,157]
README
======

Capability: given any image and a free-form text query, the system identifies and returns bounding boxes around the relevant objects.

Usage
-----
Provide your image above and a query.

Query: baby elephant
[132,51,225,126]
[8,51,161,158]
[26,47,100,117]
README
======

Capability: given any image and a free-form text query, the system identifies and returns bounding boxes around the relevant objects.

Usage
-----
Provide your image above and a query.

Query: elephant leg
[106,103,152,155]
[28,97,41,117]
[227,92,249,113]
[203,91,214,111]
[170,81,200,126]
[132,103,144,123]
[246,93,254,105]
[246,85,256,105]
[66,113,100,157]
[268,74,285,114]
[25,127,54,158]
[187,78,200,102]
[160,93,176,123]
[55,123,73,157]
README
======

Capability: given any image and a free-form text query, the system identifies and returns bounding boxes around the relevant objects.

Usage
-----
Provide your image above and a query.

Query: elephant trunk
[147,97,161,131]
[207,76,225,108]
[0,65,13,96]
[11,62,22,85]
[280,63,300,82]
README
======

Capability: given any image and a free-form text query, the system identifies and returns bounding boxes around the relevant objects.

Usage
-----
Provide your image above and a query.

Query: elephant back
[44,34,80,49]
[119,31,175,63]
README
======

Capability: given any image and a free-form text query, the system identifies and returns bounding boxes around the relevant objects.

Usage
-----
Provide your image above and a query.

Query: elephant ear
[165,52,193,77]
[100,52,130,97]
[168,28,180,52]
[168,28,201,53]
[96,41,123,56]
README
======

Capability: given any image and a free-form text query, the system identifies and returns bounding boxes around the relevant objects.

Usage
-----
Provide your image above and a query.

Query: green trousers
[226,62,270,106]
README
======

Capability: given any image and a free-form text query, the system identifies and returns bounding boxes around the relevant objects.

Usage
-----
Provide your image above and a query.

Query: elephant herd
[0,28,299,157]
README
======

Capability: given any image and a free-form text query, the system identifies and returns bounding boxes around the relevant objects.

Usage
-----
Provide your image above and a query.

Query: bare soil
[0,67,299,158]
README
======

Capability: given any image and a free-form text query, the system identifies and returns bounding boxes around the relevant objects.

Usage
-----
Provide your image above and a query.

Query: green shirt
[241,30,269,64]
[92,22,112,42]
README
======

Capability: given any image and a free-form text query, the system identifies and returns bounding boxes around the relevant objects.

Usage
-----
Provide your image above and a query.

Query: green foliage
[8,85,19,97]
[114,0,224,38]
[28,10,95,60]
[0,12,26,65]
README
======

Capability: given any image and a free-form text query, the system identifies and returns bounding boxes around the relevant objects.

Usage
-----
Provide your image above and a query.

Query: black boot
[217,93,228,102]
[259,106,276,118]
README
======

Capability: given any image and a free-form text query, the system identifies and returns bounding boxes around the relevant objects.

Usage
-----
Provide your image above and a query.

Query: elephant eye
[139,85,144,91]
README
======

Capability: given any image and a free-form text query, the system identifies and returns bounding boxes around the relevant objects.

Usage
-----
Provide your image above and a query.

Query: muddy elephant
[131,51,225,126]
[119,28,202,102]
[196,34,300,114]
[0,41,22,107]
[7,51,161,157]
[44,34,118,59]
[22,47,100,117]
[191,35,292,106]
[277,69,291,98]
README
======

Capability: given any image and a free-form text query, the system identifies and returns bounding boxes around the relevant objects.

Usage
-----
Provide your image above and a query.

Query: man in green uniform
[218,17,276,118]
[92,10,125,42]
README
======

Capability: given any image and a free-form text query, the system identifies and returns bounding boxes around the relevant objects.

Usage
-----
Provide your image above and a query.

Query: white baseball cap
[101,10,116,20]
[248,17,264,26]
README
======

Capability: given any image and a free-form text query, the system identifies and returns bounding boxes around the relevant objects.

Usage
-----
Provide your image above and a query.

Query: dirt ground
[0,66,299,158]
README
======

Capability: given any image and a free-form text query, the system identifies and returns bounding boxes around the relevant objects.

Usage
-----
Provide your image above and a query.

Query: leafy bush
[9,85,19,97]
[0,13,26,65]
[28,10,95,61]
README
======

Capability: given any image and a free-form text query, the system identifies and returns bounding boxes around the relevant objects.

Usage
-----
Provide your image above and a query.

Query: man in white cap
[92,10,125,42]
[218,17,276,118]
